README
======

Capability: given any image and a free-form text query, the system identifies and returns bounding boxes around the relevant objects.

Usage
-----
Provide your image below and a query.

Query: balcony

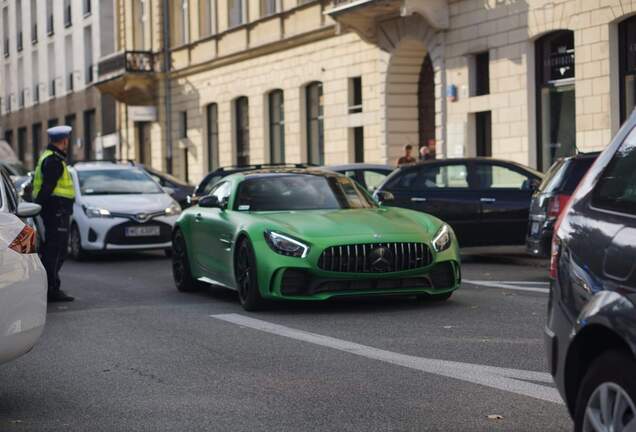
[95,51,157,105]
[326,0,449,46]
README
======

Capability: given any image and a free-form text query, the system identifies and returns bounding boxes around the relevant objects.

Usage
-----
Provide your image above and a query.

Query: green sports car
[171,169,461,311]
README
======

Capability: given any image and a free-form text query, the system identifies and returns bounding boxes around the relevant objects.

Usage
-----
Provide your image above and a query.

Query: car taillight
[8,225,37,254]
[547,194,571,218]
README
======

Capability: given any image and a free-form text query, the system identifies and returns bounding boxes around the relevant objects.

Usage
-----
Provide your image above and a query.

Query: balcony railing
[98,51,155,78]
[17,31,23,51]
[47,14,54,35]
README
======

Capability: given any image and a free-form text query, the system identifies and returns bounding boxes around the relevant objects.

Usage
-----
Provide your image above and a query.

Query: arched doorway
[418,54,436,158]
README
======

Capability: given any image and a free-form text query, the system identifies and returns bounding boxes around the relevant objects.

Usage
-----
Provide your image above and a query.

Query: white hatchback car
[0,169,47,365]
[68,162,181,260]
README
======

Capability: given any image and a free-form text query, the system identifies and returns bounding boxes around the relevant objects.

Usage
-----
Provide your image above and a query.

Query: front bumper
[79,215,178,252]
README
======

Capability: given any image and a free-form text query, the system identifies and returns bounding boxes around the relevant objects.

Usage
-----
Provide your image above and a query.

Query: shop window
[536,30,576,171]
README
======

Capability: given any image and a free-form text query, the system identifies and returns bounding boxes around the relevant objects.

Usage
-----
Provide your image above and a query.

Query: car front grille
[104,220,172,246]
[318,242,431,273]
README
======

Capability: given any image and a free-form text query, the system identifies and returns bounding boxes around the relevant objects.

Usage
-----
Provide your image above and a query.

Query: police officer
[33,126,75,303]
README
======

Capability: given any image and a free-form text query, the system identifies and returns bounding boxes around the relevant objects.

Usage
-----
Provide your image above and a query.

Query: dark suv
[526,152,599,257]
[547,114,636,431]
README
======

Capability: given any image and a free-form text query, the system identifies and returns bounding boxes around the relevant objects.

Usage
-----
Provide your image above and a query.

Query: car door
[384,162,481,247]
[472,162,535,246]
[192,181,234,283]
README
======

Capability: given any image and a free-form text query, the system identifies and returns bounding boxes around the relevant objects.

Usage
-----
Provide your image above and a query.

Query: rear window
[561,157,596,193]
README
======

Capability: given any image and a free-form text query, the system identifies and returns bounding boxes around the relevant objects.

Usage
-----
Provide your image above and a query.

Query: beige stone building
[95,0,636,183]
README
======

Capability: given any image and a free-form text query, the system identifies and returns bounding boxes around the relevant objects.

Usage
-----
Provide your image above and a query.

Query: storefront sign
[129,106,158,122]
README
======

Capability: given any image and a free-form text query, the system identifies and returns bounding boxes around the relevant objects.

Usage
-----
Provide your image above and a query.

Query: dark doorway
[17,127,27,164]
[32,123,42,167]
[418,54,435,152]
[65,114,77,162]
[476,111,492,157]
[136,122,152,165]
[83,109,96,160]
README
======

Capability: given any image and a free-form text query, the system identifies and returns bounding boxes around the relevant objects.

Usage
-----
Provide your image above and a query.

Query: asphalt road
[0,252,571,431]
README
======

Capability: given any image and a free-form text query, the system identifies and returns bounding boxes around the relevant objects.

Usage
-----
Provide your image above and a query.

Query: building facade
[95,0,636,182]
[0,0,116,168]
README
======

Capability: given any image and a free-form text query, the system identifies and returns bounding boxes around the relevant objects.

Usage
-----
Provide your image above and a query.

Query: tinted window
[209,182,231,203]
[78,169,162,195]
[538,159,567,193]
[363,171,388,192]
[415,164,469,189]
[475,164,530,190]
[201,175,224,196]
[561,157,596,193]
[235,175,376,211]
[593,128,636,214]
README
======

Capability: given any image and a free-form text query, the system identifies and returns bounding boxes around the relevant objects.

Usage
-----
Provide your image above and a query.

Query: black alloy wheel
[234,238,266,311]
[172,230,200,292]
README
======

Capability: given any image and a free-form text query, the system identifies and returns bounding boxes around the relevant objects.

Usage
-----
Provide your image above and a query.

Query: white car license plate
[530,222,540,235]
[125,226,160,237]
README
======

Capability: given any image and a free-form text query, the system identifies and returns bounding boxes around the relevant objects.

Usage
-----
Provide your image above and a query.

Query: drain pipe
[162,0,173,173]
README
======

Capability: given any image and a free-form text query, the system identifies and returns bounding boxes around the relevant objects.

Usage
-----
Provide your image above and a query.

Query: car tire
[574,349,636,432]
[235,237,267,312]
[416,292,453,302]
[68,223,87,261]
[172,230,200,293]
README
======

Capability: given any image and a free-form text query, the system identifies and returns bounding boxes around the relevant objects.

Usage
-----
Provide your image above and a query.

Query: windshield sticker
[238,205,250,211]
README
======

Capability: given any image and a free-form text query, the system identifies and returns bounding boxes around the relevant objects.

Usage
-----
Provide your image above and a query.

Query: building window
[46,0,54,35]
[261,0,278,17]
[235,96,250,166]
[200,0,216,38]
[353,127,364,163]
[475,111,492,157]
[64,0,72,27]
[171,0,188,46]
[32,123,42,166]
[268,90,285,163]
[180,111,189,182]
[30,0,37,43]
[471,51,490,96]
[206,103,218,171]
[17,58,24,108]
[536,30,576,171]
[65,114,76,159]
[47,118,58,129]
[84,26,93,83]
[228,0,245,28]
[83,109,96,160]
[348,76,362,114]
[65,35,74,92]
[17,128,27,163]
[133,0,149,49]
[2,7,9,57]
[306,81,324,165]
[83,0,91,16]
[16,0,23,52]
[619,16,636,125]
[4,130,13,148]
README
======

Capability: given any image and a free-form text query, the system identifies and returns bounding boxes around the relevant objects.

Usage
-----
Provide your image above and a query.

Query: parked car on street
[323,164,394,192]
[68,161,182,260]
[172,168,461,311]
[374,158,542,247]
[0,168,46,365]
[135,164,194,208]
[188,163,311,206]
[526,152,599,257]
[547,114,636,431]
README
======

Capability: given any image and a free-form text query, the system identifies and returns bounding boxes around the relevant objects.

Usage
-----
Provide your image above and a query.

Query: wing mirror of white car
[162,186,176,196]
[17,202,42,218]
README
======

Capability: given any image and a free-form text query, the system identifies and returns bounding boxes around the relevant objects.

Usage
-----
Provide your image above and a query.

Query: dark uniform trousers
[40,208,70,293]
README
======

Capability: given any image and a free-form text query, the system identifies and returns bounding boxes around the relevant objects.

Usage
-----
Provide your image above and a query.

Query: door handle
[195,213,203,221]
[411,197,427,202]
[480,198,497,203]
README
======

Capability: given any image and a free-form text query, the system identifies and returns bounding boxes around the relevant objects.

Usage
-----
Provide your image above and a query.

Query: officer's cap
[47,125,72,142]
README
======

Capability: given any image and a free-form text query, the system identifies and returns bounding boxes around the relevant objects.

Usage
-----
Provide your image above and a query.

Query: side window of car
[474,164,530,190]
[413,164,469,190]
[201,175,223,196]
[592,127,636,215]
[210,182,231,204]
[1,171,18,213]
[385,170,418,190]
[364,171,388,192]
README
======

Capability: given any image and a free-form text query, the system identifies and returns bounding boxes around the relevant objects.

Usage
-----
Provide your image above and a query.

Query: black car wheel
[68,223,87,261]
[172,230,200,292]
[575,350,636,432]
[235,238,266,312]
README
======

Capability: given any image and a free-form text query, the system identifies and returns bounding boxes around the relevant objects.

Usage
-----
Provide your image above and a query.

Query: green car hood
[252,208,439,240]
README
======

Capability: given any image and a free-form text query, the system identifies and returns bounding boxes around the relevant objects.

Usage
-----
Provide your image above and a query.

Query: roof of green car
[224,167,344,182]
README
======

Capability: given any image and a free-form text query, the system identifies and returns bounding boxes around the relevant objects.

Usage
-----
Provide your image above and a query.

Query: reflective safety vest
[33,149,75,200]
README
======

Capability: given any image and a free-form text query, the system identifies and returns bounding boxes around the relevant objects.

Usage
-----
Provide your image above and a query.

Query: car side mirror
[17,202,41,218]
[199,195,226,210]
[375,191,395,203]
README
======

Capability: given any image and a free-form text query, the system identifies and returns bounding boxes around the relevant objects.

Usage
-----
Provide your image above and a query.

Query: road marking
[463,279,550,294]
[211,313,562,404]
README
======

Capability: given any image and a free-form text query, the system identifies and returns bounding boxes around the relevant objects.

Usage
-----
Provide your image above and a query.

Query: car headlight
[165,201,182,216]
[83,206,112,218]
[432,224,452,253]
[264,231,309,258]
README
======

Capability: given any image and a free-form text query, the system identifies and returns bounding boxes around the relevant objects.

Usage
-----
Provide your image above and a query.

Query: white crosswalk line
[211,313,562,404]
[463,279,550,293]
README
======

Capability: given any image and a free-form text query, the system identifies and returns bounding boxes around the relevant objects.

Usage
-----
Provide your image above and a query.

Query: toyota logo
[135,213,149,223]
[367,247,394,272]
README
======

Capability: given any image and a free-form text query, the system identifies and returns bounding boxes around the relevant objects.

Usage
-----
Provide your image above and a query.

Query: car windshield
[234,174,377,211]
[78,169,163,195]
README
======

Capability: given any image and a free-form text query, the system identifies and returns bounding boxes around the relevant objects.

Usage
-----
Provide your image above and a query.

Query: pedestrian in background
[396,144,417,166]
[33,126,76,303]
